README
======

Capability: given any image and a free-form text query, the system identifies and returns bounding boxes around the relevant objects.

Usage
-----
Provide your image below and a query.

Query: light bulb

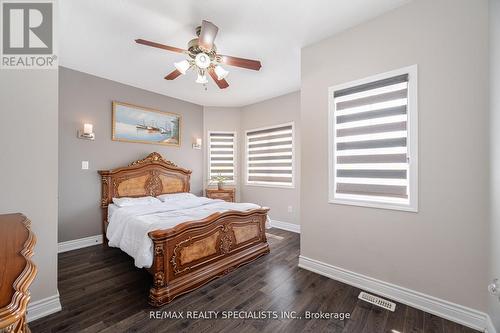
[195,53,211,69]
[83,123,93,135]
[214,65,229,80]
[196,73,208,84]
[174,60,190,74]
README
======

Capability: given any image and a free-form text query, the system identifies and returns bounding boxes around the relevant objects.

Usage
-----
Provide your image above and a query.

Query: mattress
[106,196,268,268]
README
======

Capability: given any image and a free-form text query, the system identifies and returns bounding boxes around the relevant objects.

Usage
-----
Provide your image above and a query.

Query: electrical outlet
[81,161,89,170]
[287,205,293,213]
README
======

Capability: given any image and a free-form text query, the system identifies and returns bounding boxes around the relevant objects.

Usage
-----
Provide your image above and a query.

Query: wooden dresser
[206,188,236,202]
[0,214,37,333]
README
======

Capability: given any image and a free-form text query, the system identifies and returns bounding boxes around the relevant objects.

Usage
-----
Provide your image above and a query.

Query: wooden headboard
[98,152,191,237]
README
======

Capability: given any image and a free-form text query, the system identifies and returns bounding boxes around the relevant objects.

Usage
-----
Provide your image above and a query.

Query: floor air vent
[358,291,396,312]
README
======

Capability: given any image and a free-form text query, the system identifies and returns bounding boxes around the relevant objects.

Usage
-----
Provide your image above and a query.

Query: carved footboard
[148,208,270,306]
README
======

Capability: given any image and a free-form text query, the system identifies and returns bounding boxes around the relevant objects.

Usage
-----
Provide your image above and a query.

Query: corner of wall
[489,0,500,331]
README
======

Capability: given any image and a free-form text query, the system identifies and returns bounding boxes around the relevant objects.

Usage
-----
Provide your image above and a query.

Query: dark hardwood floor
[31,229,479,333]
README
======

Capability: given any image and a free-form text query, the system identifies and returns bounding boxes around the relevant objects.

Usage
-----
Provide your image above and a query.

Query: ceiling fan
[135,20,262,89]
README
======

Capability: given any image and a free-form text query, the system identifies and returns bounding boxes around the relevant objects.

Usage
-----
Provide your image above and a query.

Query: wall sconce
[78,123,95,140]
[192,138,202,150]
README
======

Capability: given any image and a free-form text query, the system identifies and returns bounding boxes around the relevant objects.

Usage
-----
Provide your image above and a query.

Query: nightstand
[206,188,236,202]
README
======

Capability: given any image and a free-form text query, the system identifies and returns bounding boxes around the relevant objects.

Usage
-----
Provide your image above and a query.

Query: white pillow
[157,192,196,202]
[112,196,161,207]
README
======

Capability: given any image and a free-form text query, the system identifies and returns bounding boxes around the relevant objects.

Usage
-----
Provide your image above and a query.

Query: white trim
[244,121,295,189]
[27,293,62,322]
[58,234,103,253]
[269,219,300,233]
[328,65,419,212]
[486,315,498,333]
[298,256,488,332]
[330,197,417,212]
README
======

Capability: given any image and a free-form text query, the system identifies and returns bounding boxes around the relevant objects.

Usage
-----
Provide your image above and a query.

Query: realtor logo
[1,1,56,68]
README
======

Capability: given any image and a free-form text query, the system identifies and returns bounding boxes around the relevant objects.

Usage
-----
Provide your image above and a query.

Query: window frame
[245,121,296,189]
[328,65,418,212]
[207,130,237,186]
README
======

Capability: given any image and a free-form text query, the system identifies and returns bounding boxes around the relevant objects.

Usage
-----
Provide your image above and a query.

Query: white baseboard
[58,234,103,253]
[27,293,62,322]
[269,219,300,233]
[486,315,498,333]
[299,255,489,332]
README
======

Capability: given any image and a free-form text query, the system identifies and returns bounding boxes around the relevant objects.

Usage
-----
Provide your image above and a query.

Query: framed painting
[112,101,181,146]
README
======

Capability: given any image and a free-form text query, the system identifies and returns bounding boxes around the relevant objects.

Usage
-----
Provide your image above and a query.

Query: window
[246,122,294,187]
[328,65,418,211]
[208,131,236,184]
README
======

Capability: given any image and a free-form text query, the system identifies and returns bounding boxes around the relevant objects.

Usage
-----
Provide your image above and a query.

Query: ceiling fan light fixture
[195,53,211,69]
[214,65,229,80]
[135,20,262,89]
[174,60,190,74]
[196,73,208,84]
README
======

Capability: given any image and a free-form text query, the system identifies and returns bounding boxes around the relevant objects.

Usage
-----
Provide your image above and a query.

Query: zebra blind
[331,71,416,208]
[209,132,236,183]
[246,123,294,187]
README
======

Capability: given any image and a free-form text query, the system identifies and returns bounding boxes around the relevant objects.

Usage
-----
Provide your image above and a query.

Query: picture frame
[112,101,181,147]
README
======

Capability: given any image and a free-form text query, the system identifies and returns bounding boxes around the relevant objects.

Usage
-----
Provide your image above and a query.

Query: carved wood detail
[152,243,165,288]
[154,272,165,288]
[145,170,163,196]
[129,152,178,167]
[101,177,109,207]
[154,244,164,257]
[170,237,194,275]
[219,225,233,254]
[0,214,37,333]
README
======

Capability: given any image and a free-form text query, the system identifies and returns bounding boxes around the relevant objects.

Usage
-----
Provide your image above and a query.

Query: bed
[98,152,270,306]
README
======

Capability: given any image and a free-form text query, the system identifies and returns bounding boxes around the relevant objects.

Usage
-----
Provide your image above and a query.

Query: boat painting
[112,102,181,146]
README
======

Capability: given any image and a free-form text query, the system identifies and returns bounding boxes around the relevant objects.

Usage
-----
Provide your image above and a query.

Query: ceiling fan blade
[219,55,261,71]
[135,39,186,54]
[164,69,182,80]
[198,20,219,50]
[208,68,229,89]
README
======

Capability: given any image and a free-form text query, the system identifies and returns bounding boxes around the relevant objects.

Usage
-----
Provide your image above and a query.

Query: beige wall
[59,67,203,242]
[490,0,500,329]
[240,91,301,225]
[203,107,242,201]
[0,70,59,304]
[202,92,301,225]
[300,0,489,312]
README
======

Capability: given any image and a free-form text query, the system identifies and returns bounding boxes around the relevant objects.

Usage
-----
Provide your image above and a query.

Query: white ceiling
[59,0,409,107]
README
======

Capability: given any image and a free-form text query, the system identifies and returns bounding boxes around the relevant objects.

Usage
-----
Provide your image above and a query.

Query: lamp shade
[174,60,190,74]
[83,123,93,134]
[196,73,208,84]
[214,65,229,80]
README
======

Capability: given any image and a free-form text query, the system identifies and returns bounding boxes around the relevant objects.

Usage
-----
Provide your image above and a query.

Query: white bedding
[107,203,120,221]
[107,196,268,268]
